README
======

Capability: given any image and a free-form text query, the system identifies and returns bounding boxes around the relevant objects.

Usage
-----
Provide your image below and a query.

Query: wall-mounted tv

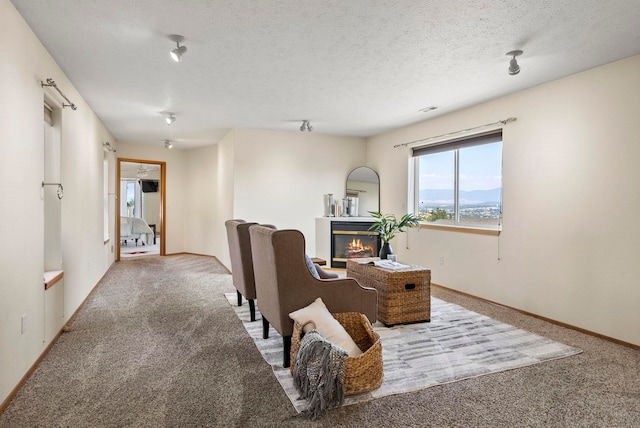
[141,179,159,193]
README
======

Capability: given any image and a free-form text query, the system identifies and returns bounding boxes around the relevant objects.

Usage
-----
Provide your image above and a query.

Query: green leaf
[367,211,421,243]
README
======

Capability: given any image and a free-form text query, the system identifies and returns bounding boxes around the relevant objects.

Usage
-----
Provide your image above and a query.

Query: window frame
[410,129,503,234]
[103,156,110,243]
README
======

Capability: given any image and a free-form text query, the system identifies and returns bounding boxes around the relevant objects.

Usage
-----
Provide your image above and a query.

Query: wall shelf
[43,270,64,290]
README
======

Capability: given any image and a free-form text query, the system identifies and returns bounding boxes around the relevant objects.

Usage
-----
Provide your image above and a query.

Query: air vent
[419,106,438,113]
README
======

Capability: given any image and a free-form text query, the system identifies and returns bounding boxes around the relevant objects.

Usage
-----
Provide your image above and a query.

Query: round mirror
[345,166,380,216]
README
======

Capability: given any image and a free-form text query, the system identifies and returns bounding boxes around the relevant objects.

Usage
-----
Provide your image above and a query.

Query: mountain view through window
[416,140,502,228]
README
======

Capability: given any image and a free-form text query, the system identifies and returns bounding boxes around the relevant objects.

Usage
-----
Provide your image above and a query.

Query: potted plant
[368,211,422,259]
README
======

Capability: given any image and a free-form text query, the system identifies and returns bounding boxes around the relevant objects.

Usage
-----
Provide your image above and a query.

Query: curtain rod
[41,78,77,110]
[394,117,517,148]
[42,182,64,199]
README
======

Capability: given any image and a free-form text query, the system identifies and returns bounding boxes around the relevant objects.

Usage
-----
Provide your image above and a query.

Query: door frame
[116,158,167,260]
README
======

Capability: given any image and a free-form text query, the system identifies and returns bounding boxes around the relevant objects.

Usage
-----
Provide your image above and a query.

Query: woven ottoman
[346,257,431,326]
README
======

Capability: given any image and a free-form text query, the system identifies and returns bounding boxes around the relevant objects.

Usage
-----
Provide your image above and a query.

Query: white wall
[185,145,218,256]
[367,55,640,346]
[232,128,367,255]
[213,130,236,268]
[0,0,117,405]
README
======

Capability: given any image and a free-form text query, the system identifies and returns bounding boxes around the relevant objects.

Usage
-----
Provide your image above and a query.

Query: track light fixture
[300,120,313,132]
[102,141,116,152]
[506,50,523,75]
[171,42,186,62]
[169,35,187,62]
[164,140,173,149]
[165,113,176,125]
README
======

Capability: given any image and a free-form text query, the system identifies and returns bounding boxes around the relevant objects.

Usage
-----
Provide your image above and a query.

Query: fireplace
[331,221,380,268]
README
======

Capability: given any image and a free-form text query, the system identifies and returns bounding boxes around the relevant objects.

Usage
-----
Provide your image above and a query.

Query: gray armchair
[249,225,377,368]
[225,219,259,321]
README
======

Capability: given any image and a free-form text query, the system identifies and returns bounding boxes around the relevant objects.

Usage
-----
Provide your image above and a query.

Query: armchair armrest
[312,278,378,323]
[315,264,339,279]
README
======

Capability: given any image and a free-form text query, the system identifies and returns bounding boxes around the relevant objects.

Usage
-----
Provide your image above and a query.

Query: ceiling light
[164,140,173,149]
[506,50,523,75]
[170,43,187,62]
[165,113,176,125]
[169,35,187,62]
[300,120,313,132]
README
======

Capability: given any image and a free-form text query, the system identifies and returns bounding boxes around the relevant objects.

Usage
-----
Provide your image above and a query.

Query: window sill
[419,223,501,236]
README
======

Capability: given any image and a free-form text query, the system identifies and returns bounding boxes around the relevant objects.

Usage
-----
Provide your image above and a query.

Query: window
[121,179,141,217]
[412,130,503,229]
[103,156,109,242]
[43,101,62,271]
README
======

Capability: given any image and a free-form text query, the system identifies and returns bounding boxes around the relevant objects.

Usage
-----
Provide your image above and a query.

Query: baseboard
[0,261,116,415]
[166,251,216,258]
[432,283,640,351]
[0,329,62,414]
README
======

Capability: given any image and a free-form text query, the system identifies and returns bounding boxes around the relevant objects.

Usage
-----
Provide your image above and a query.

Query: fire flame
[349,238,364,251]
[344,238,375,257]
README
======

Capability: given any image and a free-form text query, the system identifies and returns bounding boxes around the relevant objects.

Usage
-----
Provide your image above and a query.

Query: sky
[419,142,502,191]
[126,182,135,204]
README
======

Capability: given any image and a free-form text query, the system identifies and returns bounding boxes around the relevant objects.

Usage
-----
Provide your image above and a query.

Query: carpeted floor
[1,254,639,427]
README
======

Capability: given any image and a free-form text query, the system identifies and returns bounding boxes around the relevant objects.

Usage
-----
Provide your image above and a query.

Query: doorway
[117,158,166,260]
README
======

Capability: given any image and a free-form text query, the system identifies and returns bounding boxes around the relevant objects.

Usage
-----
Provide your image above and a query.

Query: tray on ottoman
[346,257,431,326]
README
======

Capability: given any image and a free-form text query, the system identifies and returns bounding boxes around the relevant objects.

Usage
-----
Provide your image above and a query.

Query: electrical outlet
[21,314,27,334]
[439,256,445,266]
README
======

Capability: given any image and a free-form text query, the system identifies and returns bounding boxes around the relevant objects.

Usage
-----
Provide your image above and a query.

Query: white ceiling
[11,0,640,149]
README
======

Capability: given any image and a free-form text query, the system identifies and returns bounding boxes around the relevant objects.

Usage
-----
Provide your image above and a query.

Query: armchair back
[225,219,258,300]
[249,225,377,338]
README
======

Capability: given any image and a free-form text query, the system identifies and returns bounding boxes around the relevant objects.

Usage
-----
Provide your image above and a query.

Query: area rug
[224,293,582,413]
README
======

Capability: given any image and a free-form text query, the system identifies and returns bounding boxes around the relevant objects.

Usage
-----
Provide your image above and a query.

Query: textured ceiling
[11,0,640,149]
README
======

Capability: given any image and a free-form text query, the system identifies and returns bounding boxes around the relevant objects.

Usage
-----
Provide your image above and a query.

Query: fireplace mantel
[315,217,378,267]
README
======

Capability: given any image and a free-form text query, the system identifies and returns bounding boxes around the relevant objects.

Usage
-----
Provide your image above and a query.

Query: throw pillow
[289,297,363,356]
[305,254,321,280]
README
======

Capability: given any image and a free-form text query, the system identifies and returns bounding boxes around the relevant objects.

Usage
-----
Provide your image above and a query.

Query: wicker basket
[290,312,383,396]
